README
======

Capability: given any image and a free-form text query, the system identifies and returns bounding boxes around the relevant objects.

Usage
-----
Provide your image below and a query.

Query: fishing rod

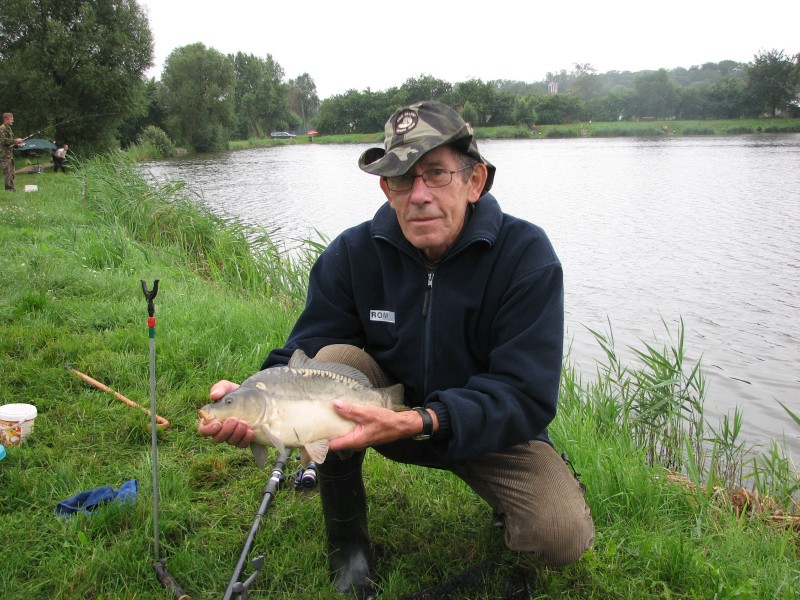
[22,112,119,141]
[223,448,291,600]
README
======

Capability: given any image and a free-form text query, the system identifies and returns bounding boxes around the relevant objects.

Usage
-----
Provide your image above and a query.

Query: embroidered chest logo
[369,310,395,324]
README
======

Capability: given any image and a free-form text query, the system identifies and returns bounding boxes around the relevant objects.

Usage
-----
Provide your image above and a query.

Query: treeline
[1,1,798,155]
[138,48,799,151]
[316,52,800,134]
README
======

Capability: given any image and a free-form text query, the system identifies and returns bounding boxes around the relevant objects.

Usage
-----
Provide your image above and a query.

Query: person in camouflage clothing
[1,113,24,192]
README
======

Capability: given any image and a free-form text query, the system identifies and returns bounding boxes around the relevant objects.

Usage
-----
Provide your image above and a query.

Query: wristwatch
[411,406,433,441]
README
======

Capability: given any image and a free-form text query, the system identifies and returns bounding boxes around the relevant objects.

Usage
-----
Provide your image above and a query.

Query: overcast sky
[139,0,799,100]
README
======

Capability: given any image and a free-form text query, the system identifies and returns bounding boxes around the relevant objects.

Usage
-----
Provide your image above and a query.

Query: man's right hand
[197,380,256,448]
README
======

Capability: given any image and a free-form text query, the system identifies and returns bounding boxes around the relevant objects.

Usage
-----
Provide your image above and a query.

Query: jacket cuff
[427,401,452,441]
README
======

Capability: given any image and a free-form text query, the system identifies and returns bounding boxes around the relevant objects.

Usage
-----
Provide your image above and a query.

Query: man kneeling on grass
[199,100,594,598]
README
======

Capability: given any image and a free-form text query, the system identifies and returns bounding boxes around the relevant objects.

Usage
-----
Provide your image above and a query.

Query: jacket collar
[371,193,502,260]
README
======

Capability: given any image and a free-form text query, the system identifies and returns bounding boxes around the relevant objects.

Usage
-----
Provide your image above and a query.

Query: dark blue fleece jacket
[263,193,564,462]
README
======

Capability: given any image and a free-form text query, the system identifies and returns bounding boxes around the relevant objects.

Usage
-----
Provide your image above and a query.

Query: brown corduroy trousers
[315,344,595,567]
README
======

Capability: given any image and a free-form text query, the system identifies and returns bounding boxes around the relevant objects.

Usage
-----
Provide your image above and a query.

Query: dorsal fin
[288,349,375,388]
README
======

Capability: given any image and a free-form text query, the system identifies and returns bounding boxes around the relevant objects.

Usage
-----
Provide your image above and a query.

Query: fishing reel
[293,460,318,490]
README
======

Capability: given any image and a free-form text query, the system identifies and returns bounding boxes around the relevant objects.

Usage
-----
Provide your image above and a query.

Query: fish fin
[250,442,269,469]
[260,424,286,455]
[299,447,312,467]
[304,440,330,464]
[288,349,375,388]
[382,383,407,410]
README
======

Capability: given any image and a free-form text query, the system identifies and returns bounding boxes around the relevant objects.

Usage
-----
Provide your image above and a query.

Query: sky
[138,0,799,100]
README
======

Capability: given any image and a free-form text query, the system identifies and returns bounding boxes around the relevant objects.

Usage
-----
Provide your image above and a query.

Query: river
[142,135,800,458]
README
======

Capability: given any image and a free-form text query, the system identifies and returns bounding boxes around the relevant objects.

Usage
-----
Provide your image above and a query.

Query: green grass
[1,157,798,599]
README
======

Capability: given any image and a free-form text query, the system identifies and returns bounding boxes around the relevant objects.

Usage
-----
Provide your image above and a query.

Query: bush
[682,127,715,135]
[545,128,578,138]
[591,127,661,137]
[763,124,800,133]
[137,125,177,158]
[725,126,754,134]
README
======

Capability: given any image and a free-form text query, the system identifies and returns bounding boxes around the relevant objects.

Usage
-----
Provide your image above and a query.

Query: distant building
[547,81,559,94]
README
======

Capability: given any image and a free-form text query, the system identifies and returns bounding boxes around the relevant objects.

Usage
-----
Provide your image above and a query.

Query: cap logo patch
[394,109,418,135]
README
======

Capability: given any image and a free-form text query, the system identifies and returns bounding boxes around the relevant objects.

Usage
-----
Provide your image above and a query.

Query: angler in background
[200,101,595,598]
[53,143,69,172]
[1,113,24,192]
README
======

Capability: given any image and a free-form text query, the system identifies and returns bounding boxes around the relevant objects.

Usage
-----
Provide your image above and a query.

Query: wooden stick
[66,365,171,429]
[153,559,191,600]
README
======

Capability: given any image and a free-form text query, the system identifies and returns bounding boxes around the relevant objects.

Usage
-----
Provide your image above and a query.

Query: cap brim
[358,135,496,195]
[358,134,465,178]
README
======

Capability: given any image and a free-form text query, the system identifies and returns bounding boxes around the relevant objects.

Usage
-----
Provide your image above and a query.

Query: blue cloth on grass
[56,479,138,516]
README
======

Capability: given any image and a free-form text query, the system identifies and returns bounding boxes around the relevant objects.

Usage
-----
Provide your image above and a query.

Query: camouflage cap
[358,100,495,194]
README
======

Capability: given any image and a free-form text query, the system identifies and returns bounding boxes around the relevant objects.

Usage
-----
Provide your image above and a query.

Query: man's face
[380,146,487,262]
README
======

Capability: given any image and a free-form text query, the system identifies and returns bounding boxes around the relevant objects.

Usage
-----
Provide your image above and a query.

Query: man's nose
[408,173,430,201]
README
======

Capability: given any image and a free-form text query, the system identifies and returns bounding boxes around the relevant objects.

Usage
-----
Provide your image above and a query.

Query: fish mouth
[198,409,215,425]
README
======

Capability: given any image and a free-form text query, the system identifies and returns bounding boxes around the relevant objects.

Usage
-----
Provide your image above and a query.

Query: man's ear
[468,163,488,203]
[379,177,394,204]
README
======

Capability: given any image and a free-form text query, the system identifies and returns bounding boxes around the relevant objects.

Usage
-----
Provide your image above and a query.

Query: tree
[533,94,584,125]
[459,102,479,127]
[160,43,236,152]
[634,69,678,118]
[709,77,751,119]
[289,73,320,133]
[400,75,453,104]
[118,78,167,148]
[511,96,539,127]
[591,89,636,122]
[452,79,497,125]
[570,63,603,103]
[0,0,153,153]
[746,49,799,116]
[675,85,710,120]
[233,52,290,139]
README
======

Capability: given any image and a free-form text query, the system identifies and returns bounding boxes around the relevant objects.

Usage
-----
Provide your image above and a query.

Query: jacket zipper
[422,270,435,394]
[422,271,434,317]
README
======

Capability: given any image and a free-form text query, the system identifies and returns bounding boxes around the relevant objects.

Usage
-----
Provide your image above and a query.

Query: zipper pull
[422,272,434,317]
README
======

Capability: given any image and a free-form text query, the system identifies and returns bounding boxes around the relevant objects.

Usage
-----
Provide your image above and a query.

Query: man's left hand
[327,400,434,451]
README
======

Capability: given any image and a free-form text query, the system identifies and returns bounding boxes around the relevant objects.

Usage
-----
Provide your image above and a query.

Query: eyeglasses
[384,166,472,192]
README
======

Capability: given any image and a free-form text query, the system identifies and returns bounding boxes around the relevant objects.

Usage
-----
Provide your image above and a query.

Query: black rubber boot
[316,451,376,598]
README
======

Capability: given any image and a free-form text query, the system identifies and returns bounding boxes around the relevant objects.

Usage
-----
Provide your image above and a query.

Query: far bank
[226,117,800,152]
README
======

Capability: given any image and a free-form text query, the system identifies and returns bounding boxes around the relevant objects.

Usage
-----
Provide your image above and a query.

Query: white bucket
[24,185,38,192]
[0,403,38,446]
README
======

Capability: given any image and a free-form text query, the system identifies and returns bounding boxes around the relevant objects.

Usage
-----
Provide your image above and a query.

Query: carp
[199,349,405,467]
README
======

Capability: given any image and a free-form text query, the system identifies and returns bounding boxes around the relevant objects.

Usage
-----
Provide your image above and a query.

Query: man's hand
[197,380,256,448]
[327,400,437,451]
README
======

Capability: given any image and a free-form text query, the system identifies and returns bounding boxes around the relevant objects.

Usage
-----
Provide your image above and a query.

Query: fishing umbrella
[307,130,318,135]
[18,138,57,152]
[17,139,58,173]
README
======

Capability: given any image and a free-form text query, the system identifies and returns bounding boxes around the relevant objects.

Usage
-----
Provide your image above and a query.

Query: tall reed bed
[559,319,799,510]
[76,153,324,308]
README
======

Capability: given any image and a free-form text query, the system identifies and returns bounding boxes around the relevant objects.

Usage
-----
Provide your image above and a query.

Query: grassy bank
[222,118,800,151]
[1,157,798,599]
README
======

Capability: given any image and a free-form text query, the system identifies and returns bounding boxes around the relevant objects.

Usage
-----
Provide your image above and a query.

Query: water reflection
[142,135,800,456]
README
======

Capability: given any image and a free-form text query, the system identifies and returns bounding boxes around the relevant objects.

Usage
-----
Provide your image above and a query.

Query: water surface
[143,135,800,457]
